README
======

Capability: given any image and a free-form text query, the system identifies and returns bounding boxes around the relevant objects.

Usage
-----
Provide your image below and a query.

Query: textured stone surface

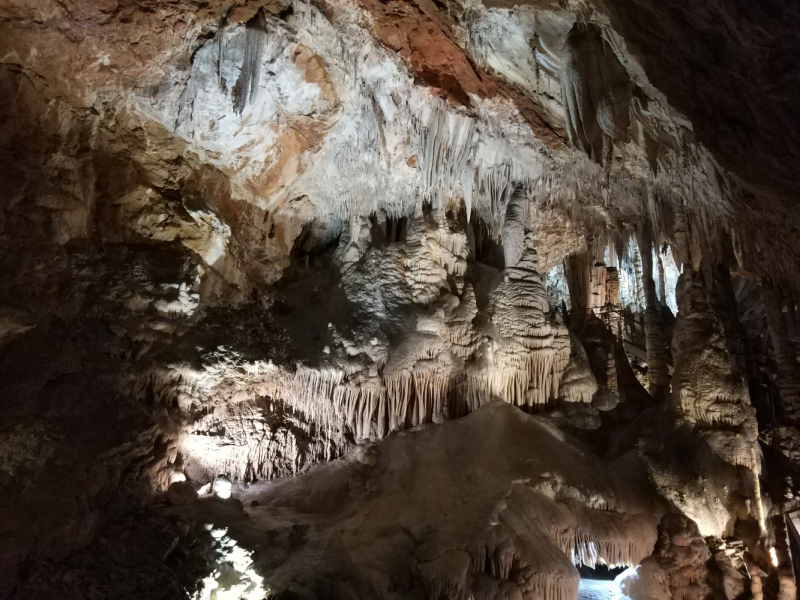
[1,0,799,598]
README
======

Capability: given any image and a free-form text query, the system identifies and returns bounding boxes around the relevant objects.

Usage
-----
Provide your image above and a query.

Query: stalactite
[232,10,268,114]
[179,397,345,484]
[419,100,477,212]
[289,366,344,425]
[502,185,527,268]
[386,371,413,431]
[466,349,560,409]
[561,508,656,569]
[474,160,533,238]
[217,16,227,89]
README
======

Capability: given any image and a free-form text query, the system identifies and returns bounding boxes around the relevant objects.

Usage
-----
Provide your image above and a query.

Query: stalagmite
[405,216,469,305]
[558,333,598,404]
[468,233,568,409]
[671,268,758,451]
[445,286,480,359]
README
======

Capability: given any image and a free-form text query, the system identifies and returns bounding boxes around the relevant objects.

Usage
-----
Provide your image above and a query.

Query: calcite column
[631,242,645,308]
[669,265,761,546]
[657,252,667,304]
[590,261,608,310]
[566,249,612,319]
[671,265,759,457]
[636,228,670,399]
[468,234,568,409]
[605,266,621,336]
[563,248,621,409]
[703,259,750,386]
[605,267,620,306]
[565,251,592,315]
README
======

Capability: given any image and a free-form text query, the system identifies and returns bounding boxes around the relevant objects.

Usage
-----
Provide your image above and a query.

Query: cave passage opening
[577,564,634,600]
[577,563,627,580]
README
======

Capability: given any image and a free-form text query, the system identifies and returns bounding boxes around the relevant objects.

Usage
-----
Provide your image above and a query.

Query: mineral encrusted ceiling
[1,1,800,599]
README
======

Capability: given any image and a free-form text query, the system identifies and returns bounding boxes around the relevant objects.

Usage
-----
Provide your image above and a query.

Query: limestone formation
[1,0,800,598]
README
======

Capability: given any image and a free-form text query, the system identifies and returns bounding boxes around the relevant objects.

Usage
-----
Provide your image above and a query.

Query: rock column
[636,227,670,399]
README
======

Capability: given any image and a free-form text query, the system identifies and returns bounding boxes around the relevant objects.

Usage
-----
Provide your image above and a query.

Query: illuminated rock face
[204,402,660,600]
[1,0,800,599]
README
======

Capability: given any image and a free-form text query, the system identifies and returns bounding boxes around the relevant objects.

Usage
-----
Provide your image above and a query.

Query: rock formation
[1,0,800,599]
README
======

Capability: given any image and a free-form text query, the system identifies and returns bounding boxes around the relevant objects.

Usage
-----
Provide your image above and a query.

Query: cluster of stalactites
[284,365,390,441]
[465,531,579,600]
[385,368,464,428]
[286,366,466,442]
[270,214,580,442]
[419,101,477,213]
[277,333,470,442]
[180,398,340,484]
[462,488,656,600]
[563,514,656,570]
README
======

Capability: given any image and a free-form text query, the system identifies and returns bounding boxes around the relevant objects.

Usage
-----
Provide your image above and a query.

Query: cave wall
[2,0,800,599]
